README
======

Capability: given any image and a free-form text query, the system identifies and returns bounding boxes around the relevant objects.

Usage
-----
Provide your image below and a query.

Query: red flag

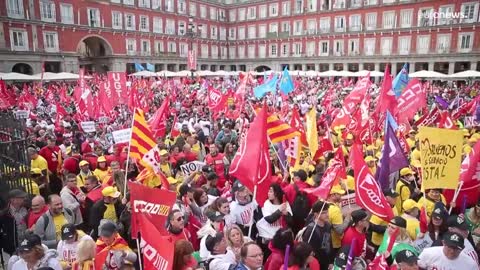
[305,159,342,200]
[368,254,389,270]
[414,107,440,127]
[290,108,308,145]
[377,64,397,114]
[208,86,227,116]
[138,214,174,270]
[351,144,394,222]
[78,68,86,95]
[170,113,180,138]
[98,80,114,113]
[419,206,428,233]
[149,97,170,138]
[438,111,457,129]
[334,146,347,180]
[395,79,426,122]
[108,71,128,105]
[128,182,177,238]
[229,103,272,206]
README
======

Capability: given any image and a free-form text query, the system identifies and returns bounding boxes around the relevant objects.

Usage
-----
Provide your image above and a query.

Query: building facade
[1,0,479,75]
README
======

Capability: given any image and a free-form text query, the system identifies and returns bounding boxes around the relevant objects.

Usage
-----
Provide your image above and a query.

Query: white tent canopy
[174,70,196,77]
[0,72,35,81]
[197,70,216,76]
[354,70,384,77]
[318,70,342,77]
[448,70,480,78]
[129,70,157,77]
[409,70,447,78]
[156,70,176,77]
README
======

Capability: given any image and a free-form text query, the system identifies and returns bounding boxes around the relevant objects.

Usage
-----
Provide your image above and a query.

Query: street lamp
[186,17,202,79]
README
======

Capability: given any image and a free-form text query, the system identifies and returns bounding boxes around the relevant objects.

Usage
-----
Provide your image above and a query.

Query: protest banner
[80,121,96,133]
[180,161,206,176]
[15,110,29,119]
[112,128,132,144]
[108,71,128,104]
[465,116,480,128]
[419,127,463,190]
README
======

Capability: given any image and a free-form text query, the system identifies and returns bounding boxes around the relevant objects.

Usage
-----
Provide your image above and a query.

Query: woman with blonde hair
[173,240,197,270]
[225,225,252,261]
[71,238,96,270]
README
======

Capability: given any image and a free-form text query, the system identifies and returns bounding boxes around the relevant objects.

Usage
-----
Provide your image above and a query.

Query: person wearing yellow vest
[365,156,377,175]
[401,199,421,241]
[327,185,352,253]
[89,186,125,239]
[77,160,93,189]
[418,189,448,217]
[368,189,399,254]
[395,167,420,215]
[406,130,417,150]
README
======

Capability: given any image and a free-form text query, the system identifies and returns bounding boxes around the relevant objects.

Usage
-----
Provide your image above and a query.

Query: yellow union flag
[419,126,463,190]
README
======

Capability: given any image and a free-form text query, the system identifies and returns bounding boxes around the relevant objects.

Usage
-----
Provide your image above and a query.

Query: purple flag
[345,239,356,270]
[375,119,409,189]
[435,95,450,110]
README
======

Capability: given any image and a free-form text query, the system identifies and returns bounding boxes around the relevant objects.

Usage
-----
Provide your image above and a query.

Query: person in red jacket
[341,209,369,258]
[39,135,62,194]
[62,145,82,176]
[178,144,198,162]
[264,228,295,270]
[282,169,317,207]
[167,209,192,243]
[204,144,227,189]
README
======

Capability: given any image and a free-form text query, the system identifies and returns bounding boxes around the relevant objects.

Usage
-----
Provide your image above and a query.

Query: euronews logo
[420,11,467,20]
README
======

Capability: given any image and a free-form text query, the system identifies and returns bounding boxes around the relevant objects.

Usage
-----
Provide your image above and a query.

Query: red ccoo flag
[148,97,170,138]
[229,103,271,206]
[138,214,174,270]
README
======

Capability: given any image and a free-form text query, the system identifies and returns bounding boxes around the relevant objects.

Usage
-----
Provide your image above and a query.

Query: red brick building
[1,0,479,75]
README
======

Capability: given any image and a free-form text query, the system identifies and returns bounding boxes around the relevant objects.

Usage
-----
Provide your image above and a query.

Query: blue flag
[386,110,398,131]
[253,74,278,98]
[146,63,155,72]
[392,63,409,97]
[134,63,145,72]
[375,118,409,190]
[279,67,294,95]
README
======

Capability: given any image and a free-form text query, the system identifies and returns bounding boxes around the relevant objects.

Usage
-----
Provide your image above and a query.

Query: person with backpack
[34,195,80,249]
[395,167,421,215]
[283,170,316,234]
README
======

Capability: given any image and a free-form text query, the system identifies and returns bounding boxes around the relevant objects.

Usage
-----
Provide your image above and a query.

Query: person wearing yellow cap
[365,145,377,157]
[90,186,124,238]
[401,199,420,240]
[406,131,417,149]
[395,167,420,214]
[77,160,93,189]
[93,156,109,183]
[159,149,173,177]
[167,176,180,193]
[365,156,377,175]
[417,188,447,217]
[327,185,352,253]
[463,137,477,155]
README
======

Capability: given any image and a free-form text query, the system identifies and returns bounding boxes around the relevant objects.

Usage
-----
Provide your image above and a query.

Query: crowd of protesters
[0,73,480,270]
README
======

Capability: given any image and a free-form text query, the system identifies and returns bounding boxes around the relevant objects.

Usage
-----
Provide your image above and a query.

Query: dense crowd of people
[0,73,480,270]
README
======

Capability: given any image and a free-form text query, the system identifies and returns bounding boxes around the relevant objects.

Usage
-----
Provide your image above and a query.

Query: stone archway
[12,63,33,75]
[76,35,114,73]
[254,65,272,72]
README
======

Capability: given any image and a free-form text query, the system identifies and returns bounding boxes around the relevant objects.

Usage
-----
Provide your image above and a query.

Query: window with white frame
[238,27,245,39]
[112,11,122,29]
[178,0,186,14]
[437,34,451,53]
[165,0,173,12]
[248,7,256,19]
[258,44,266,58]
[201,44,209,58]
[189,2,196,16]
[306,41,315,56]
[319,41,328,56]
[281,43,289,57]
[211,26,217,39]
[364,0,377,5]
[153,17,162,33]
[247,45,255,58]
[435,5,453,25]
[295,0,303,14]
[248,25,256,39]
[238,46,245,58]
[400,9,412,28]
[152,0,160,10]
[200,25,207,38]
[269,23,278,33]
[165,19,174,34]
[60,4,73,24]
[461,2,479,23]
[168,41,176,53]
[258,25,267,38]
[383,11,395,29]
[351,0,361,8]
[123,0,134,5]
[383,0,395,3]
[259,5,267,18]
[210,7,217,20]
[87,8,100,27]
[140,16,149,32]
[364,38,375,55]
[125,14,135,30]
[220,27,226,40]
[219,9,226,21]
[307,20,316,34]
[333,40,343,55]
[398,36,410,55]
[7,0,24,18]
[335,16,345,32]
[319,17,330,33]
[221,46,227,59]
[270,44,277,57]
[308,0,317,12]
[200,5,207,18]
[458,32,473,52]
[229,9,236,21]
[238,8,246,21]
[349,15,361,31]
[43,31,58,52]
[138,0,150,8]
[418,8,434,27]
[282,1,290,16]
[348,39,359,55]
[293,20,303,35]
[126,39,136,55]
[229,28,236,40]
[179,43,187,57]
[177,21,186,35]
[10,29,28,51]
[229,46,236,59]
[155,41,164,54]
[281,21,290,33]
[270,3,278,17]
[417,35,430,54]
[141,40,151,55]
[334,0,345,9]
[366,13,377,30]
[40,1,56,22]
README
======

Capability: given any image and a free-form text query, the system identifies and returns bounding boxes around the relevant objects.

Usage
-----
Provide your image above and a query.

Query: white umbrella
[175,70,196,77]
[0,72,35,81]
[197,70,216,76]
[318,70,342,77]
[213,70,230,77]
[448,70,480,78]
[156,70,175,77]
[354,70,384,77]
[337,70,356,77]
[409,70,447,78]
[305,70,319,77]
[129,70,157,77]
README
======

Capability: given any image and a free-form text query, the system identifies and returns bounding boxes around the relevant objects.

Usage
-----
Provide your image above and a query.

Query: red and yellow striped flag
[130,108,157,161]
[267,113,300,143]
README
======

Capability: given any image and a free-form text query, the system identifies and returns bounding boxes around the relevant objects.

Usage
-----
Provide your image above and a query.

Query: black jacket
[0,208,23,255]
[89,199,125,239]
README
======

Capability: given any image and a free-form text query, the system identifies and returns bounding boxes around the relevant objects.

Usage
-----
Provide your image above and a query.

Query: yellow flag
[306,108,318,155]
[419,127,463,190]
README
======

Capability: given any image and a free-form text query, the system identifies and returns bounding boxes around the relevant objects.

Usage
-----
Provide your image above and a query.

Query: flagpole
[123,107,136,200]
[449,181,463,214]
[136,234,144,270]
[248,184,258,239]
[307,201,327,243]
